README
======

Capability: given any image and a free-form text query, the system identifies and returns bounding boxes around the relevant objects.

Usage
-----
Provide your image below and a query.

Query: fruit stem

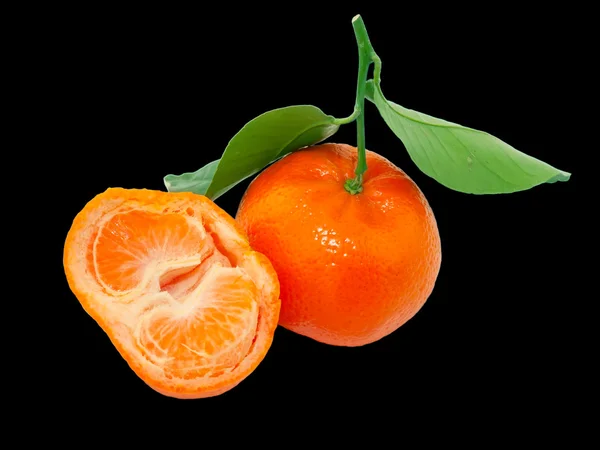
[344,14,379,195]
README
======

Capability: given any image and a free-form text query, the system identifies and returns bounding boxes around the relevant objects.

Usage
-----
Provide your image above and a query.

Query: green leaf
[164,159,219,196]
[365,80,571,194]
[164,105,339,200]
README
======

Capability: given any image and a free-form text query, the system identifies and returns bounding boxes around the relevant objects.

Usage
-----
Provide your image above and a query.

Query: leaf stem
[333,108,360,125]
[372,53,382,85]
[344,14,379,195]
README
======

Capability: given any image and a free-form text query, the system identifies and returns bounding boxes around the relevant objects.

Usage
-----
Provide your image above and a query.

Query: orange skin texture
[236,143,442,346]
[64,188,280,398]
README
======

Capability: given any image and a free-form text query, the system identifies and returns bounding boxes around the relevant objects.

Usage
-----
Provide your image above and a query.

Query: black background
[47,4,587,430]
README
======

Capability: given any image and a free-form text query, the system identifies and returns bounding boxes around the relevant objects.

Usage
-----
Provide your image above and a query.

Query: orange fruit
[63,188,280,398]
[236,143,441,346]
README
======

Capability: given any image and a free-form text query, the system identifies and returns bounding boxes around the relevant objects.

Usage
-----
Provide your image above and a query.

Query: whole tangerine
[236,143,441,346]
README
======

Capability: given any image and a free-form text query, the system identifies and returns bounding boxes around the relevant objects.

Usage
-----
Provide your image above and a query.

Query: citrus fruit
[63,188,280,398]
[236,143,441,346]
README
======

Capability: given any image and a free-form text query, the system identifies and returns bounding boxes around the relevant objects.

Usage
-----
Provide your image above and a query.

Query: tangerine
[64,188,280,398]
[236,143,441,346]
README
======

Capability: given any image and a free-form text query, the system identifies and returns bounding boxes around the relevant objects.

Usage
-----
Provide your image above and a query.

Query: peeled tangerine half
[64,188,280,399]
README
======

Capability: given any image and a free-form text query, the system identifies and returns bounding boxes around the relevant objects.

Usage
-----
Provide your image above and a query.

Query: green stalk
[344,14,379,195]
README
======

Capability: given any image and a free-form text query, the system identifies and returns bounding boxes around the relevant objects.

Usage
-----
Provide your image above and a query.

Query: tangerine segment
[94,210,209,292]
[64,188,280,399]
[137,266,259,379]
